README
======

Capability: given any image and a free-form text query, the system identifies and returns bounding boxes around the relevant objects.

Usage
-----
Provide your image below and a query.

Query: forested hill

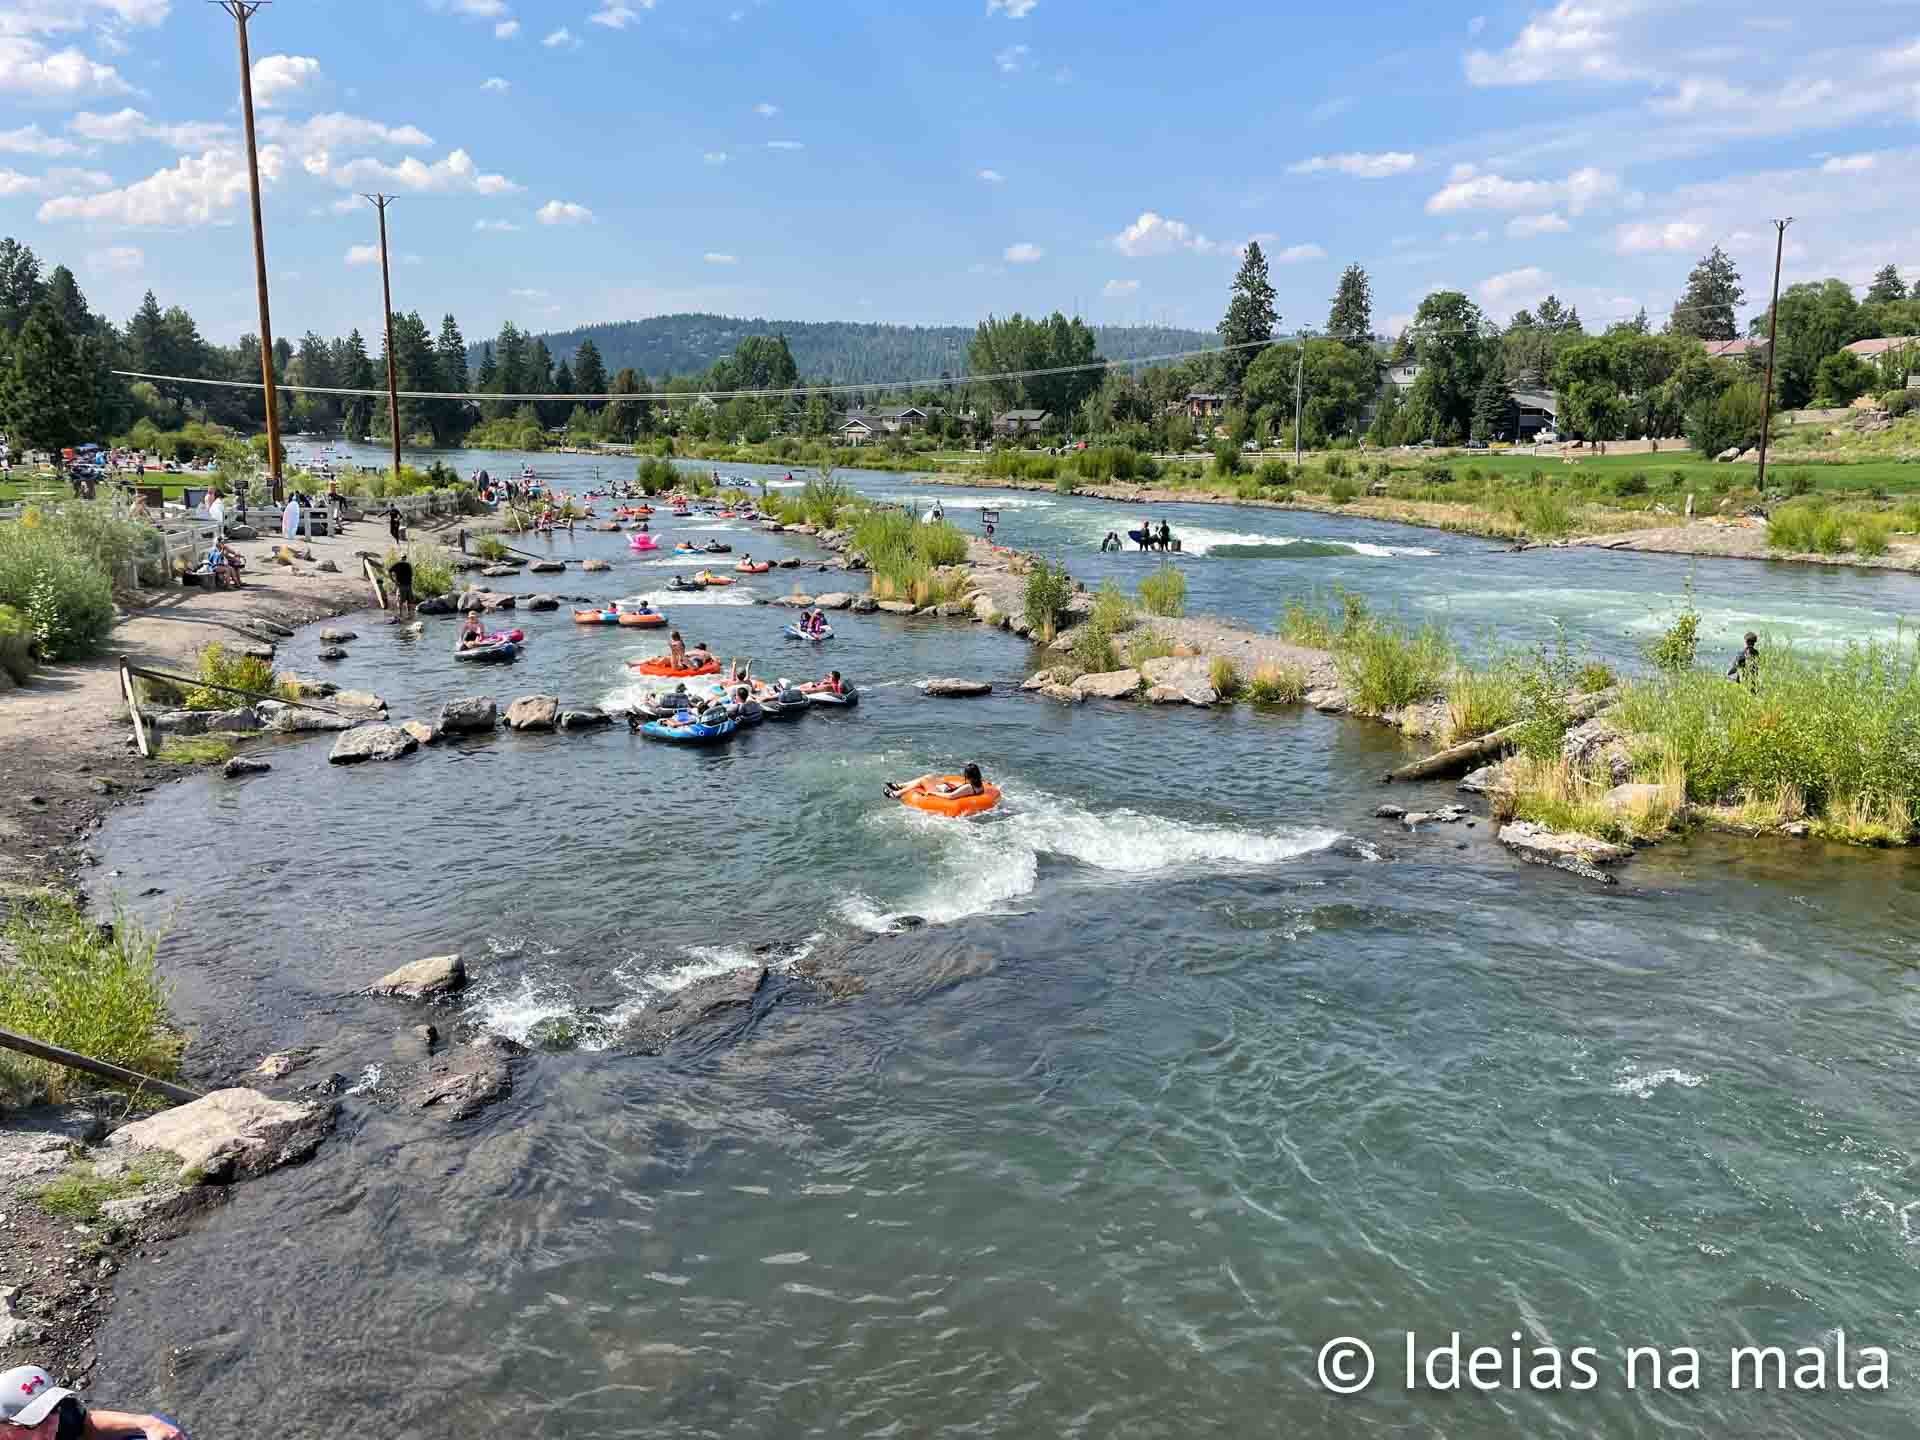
[480,315,1215,385]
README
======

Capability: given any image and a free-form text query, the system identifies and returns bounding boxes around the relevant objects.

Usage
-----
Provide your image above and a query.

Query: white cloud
[766,140,803,150]
[1821,153,1875,173]
[1479,266,1551,304]
[753,101,778,117]
[344,243,380,266]
[542,26,578,47]
[481,76,510,92]
[0,38,133,99]
[1103,278,1139,296]
[1426,162,1619,215]
[1004,242,1044,263]
[0,1,172,39]
[994,43,1028,73]
[1270,242,1326,263]
[331,147,517,195]
[509,287,548,299]
[703,150,727,164]
[261,112,432,152]
[536,199,593,225]
[86,243,141,271]
[977,167,1004,182]
[473,217,519,231]
[1464,0,1646,87]
[1507,211,1570,238]
[70,108,232,148]
[591,3,654,29]
[326,194,359,214]
[1613,219,1705,253]
[987,0,1037,14]
[1289,151,1417,179]
[0,123,82,157]
[1109,210,1219,258]
[37,144,283,226]
[430,0,509,15]
[250,54,320,108]
[703,252,737,264]
[494,19,519,38]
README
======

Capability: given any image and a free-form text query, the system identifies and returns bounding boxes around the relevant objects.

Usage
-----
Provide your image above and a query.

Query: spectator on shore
[0,1363,181,1439]
[1728,632,1760,683]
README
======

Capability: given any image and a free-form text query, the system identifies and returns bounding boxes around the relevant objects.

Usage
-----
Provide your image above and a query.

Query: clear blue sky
[3,0,1917,349]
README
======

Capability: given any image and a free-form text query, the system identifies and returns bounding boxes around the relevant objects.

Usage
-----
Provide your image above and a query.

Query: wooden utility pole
[215,0,284,503]
[1293,330,1306,468]
[1754,217,1793,493]
[364,194,403,480]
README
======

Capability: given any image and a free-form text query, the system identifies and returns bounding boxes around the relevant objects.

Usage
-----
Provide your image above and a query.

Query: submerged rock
[559,708,612,730]
[528,560,566,574]
[924,677,992,698]
[369,953,466,1000]
[257,701,359,734]
[318,629,357,643]
[620,966,769,1055]
[105,1088,336,1184]
[316,646,348,661]
[850,596,878,613]
[505,695,560,731]
[221,756,271,778]
[581,558,611,573]
[526,594,560,611]
[327,725,418,764]
[1498,821,1629,885]
[411,1037,519,1121]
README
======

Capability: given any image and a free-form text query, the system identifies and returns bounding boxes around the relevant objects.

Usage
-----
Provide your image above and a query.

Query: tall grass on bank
[1493,751,1686,844]
[1336,614,1454,714]
[1444,660,1523,743]
[0,507,120,660]
[1137,561,1187,617]
[385,542,455,599]
[766,475,861,530]
[1768,499,1901,557]
[1247,661,1308,705]
[850,511,971,607]
[1613,637,1920,842]
[184,642,277,710]
[1022,557,1075,643]
[0,894,182,1106]
[1276,585,1372,650]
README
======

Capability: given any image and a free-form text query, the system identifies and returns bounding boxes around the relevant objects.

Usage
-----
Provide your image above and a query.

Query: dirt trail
[0,512,451,892]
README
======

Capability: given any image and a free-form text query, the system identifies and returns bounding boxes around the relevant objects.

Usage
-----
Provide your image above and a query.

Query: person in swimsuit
[886,763,985,799]
[667,630,687,667]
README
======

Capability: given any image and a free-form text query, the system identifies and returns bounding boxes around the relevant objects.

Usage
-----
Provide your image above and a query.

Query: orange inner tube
[571,610,617,624]
[735,561,770,573]
[628,656,721,677]
[695,571,736,586]
[898,776,1001,817]
[617,612,667,627]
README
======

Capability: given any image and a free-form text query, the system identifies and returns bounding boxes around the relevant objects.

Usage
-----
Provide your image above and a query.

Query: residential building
[838,414,885,445]
[1510,389,1559,441]
[1382,361,1421,393]
[1842,335,1919,361]
[992,409,1049,437]
[1702,337,1767,361]
[872,405,937,433]
[1184,392,1227,422]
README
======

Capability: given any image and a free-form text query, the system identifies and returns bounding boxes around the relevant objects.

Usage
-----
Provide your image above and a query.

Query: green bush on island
[1137,562,1186,617]
[1247,661,1307,705]
[185,642,280,710]
[1021,557,1075,643]
[1124,631,1174,668]
[472,534,511,563]
[1209,655,1244,700]
[850,511,972,608]
[1444,660,1523,744]
[386,542,455,599]
[1336,612,1453,715]
[634,457,681,496]
[0,893,181,1106]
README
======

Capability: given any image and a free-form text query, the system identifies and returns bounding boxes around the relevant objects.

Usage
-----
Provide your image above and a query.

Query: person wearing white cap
[0,1366,179,1440]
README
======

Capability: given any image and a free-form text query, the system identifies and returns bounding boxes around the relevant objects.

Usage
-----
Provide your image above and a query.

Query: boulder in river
[150,706,257,736]
[1498,821,1629,885]
[401,718,442,746]
[316,646,348,661]
[1139,656,1217,707]
[256,701,359,733]
[1074,668,1142,700]
[505,695,560,731]
[1020,668,1058,691]
[850,596,878,613]
[581,558,611,573]
[222,756,271,778]
[454,589,517,612]
[924,677,992,698]
[876,600,917,615]
[278,674,338,699]
[526,594,560,611]
[620,966,769,1056]
[778,557,804,568]
[1458,761,1513,795]
[1143,685,1189,705]
[771,594,813,608]
[559,707,612,731]
[327,724,418,764]
[480,564,521,578]
[528,560,566,574]
[105,1087,336,1184]
[1039,682,1085,705]
[417,595,455,615]
[318,628,357,644]
[410,1036,519,1121]
[369,953,467,1000]
[333,689,387,712]
[813,592,852,610]
[438,697,498,734]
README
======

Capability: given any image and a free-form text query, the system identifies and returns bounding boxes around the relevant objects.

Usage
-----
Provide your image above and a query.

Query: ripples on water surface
[92,448,1920,1436]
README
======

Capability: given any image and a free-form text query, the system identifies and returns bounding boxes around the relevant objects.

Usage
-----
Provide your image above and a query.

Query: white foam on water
[875,492,1058,511]
[625,588,758,607]
[467,974,585,1046]
[1612,1065,1707,1100]
[842,789,1345,931]
[1346,541,1438,557]
[345,1063,383,1096]
[767,480,803,488]
[1171,525,1436,558]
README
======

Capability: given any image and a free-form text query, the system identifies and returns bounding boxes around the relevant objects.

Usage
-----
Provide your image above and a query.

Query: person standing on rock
[0,1364,181,1439]
[1727,632,1760,683]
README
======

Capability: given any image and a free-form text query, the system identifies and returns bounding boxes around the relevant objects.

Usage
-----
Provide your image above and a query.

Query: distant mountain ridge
[476,314,1216,387]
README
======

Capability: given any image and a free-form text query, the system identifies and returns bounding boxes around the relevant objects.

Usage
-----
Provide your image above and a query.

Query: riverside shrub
[0,604,32,683]
[1137,561,1187,617]
[1022,557,1075,642]
[0,520,115,660]
[185,642,278,710]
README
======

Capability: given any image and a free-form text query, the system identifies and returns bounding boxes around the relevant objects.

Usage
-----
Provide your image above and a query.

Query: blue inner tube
[806,685,858,707]
[639,715,738,742]
[454,640,515,663]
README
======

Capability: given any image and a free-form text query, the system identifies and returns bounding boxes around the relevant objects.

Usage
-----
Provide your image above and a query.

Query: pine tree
[0,238,45,342]
[1470,367,1513,442]
[0,299,92,460]
[1326,263,1373,346]
[1218,241,1278,393]
[340,329,375,438]
[476,342,497,392]
[1668,245,1744,341]
[572,337,608,409]
[1866,263,1908,305]
[435,314,470,444]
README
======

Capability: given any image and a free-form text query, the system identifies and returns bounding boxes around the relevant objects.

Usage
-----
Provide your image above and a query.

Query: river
[89,443,1920,1437]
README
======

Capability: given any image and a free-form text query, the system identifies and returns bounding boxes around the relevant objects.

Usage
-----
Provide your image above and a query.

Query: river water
[90,446,1920,1437]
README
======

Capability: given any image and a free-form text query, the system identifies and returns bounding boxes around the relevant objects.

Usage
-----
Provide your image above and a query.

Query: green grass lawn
[1431,450,1920,496]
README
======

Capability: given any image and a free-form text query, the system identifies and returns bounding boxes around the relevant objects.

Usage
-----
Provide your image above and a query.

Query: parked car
[1242,440,1260,452]
[1536,429,1558,443]
[1465,440,1488,450]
